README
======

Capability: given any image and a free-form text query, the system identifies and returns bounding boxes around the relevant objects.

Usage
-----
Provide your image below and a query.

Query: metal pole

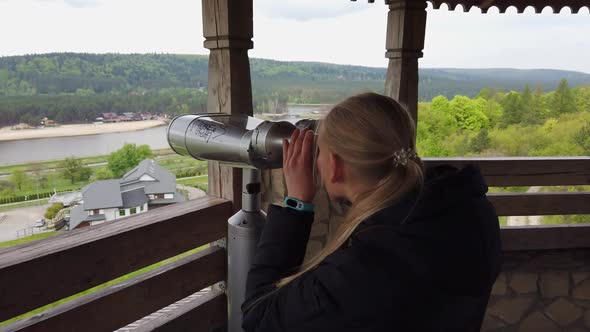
[227,168,266,332]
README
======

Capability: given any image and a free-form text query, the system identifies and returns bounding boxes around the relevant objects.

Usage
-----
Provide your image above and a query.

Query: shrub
[44,203,64,220]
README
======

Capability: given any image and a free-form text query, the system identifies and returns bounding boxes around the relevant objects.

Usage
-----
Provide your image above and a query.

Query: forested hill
[2,53,590,101]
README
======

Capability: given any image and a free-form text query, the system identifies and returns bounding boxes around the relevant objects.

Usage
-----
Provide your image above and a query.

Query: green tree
[482,99,503,128]
[552,79,577,114]
[427,96,457,134]
[431,95,451,114]
[10,168,29,191]
[500,91,523,127]
[574,86,590,113]
[93,167,114,180]
[108,144,154,178]
[469,128,491,153]
[523,85,548,125]
[476,88,499,101]
[449,96,489,130]
[520,85,533,123]
[416,102,455,157]
[59,157,92,184]
[44,203,64,220]
[574,123,590,155]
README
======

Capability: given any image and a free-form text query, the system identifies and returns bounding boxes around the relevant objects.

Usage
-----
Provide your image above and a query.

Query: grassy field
[0,199,49,212]
[0,231,58,249]
[0,244,209,327]
[0,148,177,175]
[0,151,207,201]
[177,175,208,187]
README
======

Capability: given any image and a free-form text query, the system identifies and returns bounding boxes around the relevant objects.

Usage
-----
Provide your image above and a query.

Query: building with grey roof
[68,159,186,230]
[48,191,83,207]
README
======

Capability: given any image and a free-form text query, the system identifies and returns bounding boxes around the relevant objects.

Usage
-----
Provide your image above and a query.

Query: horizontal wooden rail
[424,157,590,187]
[3,246,225,332]
[137,287,227,332]
[489,192,590,216]
[0,196,231,323]
[501,224,590,251]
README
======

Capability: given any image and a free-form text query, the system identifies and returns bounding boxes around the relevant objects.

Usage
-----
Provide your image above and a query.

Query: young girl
[242,93,501,331]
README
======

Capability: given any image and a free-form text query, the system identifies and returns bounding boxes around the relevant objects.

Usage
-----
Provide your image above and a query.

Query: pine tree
[500,91,523,127]
[470,128,491,153]
[530,85,547,123]
[552,79,577,114]
[574,123,590,155]
[521,84,535,124]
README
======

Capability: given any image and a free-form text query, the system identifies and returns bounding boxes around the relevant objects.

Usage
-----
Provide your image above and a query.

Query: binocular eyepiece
[167,114,317,169]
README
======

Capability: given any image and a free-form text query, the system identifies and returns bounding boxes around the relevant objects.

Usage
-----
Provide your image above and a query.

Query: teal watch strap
[284,196,314,212]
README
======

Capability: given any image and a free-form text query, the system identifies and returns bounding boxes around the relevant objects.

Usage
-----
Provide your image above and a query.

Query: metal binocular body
[167,113,318,332]
[167,113,317,169]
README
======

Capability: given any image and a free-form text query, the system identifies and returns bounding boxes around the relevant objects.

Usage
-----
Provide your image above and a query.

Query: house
[102,112,119,123]
[41,117,58,127]
[139,112,153,120]
[48,191,83,207]
[68,159,185,230]
[121,112,142,121]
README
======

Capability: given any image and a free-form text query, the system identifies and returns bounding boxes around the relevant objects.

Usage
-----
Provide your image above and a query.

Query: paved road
[506,186,542,227]
[0,203,49,242]
[177,185,207,200]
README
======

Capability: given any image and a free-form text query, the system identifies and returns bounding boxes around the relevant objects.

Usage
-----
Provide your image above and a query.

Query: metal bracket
[216,281,227,294]
[212,237,227,249]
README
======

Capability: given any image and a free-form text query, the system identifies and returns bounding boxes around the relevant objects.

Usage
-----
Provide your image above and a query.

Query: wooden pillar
[202,0,253,212]
[384,0,427,125]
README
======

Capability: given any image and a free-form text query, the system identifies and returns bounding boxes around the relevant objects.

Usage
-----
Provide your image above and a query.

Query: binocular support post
[227,168,266,332]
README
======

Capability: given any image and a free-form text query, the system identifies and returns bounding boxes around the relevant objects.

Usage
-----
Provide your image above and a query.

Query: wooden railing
[424,157,590,217]
[425,157,590,251]
[0,196,230,332]
[0,157,589,331]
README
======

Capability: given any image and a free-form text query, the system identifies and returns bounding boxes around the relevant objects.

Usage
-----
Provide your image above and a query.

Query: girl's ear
[329,152,344,184]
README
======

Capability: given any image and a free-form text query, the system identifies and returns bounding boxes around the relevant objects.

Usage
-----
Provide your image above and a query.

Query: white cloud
[63,0,99,8]
[0,0,589,73]
[255,0,370,21]
[251,3,386,67]
[29,0,99,7]
[422,7,590,72]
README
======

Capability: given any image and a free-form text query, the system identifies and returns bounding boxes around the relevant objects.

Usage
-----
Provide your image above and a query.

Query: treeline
[0,88,207,126]
[417,79,590,157]
[3,53,590,103]
[0,53,209,95]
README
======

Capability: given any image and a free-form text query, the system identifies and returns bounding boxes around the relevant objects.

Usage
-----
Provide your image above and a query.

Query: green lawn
[0,148,176,175]
[0,151,207,201]
[177,175,208,186]
[0,199,49,212]
[0,231,58,249]
[0,244,209,327]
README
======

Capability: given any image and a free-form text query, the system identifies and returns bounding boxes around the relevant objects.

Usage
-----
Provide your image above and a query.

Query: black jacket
[242,165,502,332]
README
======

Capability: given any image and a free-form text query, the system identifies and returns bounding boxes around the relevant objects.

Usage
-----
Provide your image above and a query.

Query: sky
[1,0,590,73]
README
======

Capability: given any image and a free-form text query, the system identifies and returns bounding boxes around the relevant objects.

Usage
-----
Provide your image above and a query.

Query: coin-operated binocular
[168,114,317,332]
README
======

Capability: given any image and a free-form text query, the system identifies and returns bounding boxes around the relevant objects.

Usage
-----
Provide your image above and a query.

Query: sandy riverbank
[0,120,167,142]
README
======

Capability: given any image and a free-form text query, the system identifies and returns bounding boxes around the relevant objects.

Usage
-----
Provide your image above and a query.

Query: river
[0,126,169,165]
[0,105,325,165]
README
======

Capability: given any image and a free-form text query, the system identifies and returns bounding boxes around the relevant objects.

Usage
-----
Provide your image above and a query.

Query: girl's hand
[282,128,316,203]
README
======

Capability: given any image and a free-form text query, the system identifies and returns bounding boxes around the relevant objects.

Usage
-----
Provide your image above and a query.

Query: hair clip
[392,148,418,167]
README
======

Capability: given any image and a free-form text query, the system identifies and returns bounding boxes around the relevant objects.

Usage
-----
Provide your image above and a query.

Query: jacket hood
[354,165,501,296]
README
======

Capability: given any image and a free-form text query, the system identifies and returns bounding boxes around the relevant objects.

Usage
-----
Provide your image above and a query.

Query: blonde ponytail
[276,93,424,288]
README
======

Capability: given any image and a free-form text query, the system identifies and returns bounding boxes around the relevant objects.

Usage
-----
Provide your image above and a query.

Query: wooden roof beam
[384,0,427,126]
[202,0,254,212]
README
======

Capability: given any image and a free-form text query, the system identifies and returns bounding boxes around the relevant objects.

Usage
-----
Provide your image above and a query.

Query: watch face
[286,199,298,208]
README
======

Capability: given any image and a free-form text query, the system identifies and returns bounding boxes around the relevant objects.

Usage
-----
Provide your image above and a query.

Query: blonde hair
[277,92,424,288]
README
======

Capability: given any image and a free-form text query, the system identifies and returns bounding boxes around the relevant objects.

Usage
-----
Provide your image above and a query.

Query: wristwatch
[284,196,315,213]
